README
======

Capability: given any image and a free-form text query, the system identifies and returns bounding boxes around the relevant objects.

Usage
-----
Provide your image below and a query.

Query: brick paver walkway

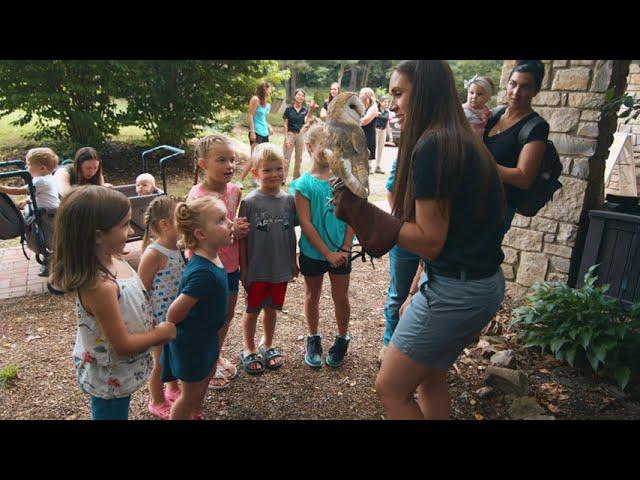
[0,241,144,300]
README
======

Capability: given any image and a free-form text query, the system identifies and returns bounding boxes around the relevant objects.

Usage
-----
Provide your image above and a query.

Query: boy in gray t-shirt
[238,143,298,374]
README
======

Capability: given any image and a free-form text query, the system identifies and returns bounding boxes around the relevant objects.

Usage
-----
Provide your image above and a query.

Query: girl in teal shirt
[290,125,355,369]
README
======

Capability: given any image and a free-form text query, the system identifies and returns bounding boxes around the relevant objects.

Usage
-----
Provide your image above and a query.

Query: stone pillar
[497,60,631,302]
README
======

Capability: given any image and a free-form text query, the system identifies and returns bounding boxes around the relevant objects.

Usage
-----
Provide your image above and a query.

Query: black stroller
[0,159,55,272]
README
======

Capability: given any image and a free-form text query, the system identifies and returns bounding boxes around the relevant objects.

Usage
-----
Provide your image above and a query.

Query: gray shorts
[390,269,505,370]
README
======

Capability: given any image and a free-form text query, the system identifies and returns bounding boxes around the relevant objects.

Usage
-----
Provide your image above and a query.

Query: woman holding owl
[331,60,506,420]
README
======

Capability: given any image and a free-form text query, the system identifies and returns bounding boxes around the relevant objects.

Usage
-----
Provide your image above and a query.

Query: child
[162,196,234,420]
[238,144,298,374]
[50,185,176,420]
[290,125,355,368]
[137,196,185,419]
[462,75,494,137]
[136,173,157,196]
[0,147,60,276]
[187,134,249,389]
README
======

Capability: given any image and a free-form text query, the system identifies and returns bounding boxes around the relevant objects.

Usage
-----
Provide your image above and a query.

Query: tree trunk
[361,63,371,89]
[337,64,346,88]
[286,69,298,104]
[349,66,358,91]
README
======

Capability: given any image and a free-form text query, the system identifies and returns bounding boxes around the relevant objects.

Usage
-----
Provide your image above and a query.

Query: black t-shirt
[483,110,549,207]
[376,109,389,129]
[282,105,308,133]
[412,135,505,273]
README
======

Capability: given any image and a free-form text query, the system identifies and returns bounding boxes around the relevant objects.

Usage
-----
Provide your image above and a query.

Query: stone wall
[615,61,640,190]
[496,60,626,302]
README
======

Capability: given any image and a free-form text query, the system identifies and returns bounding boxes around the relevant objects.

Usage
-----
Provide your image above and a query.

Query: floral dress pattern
[147,242,186,326]
[72,263,154,399]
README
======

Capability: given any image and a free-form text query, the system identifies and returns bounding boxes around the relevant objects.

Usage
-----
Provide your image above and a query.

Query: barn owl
[324,92,370,198]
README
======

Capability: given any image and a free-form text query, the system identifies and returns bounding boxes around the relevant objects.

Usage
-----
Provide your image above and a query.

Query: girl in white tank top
[138,196,185,420]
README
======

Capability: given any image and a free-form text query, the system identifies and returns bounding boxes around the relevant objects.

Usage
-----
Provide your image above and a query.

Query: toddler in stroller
[0,148,60,276]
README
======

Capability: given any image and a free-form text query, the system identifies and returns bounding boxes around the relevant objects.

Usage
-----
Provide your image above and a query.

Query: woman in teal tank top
[240,81,273,185]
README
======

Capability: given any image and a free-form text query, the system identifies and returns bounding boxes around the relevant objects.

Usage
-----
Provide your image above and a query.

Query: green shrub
[0,365,18,387]
[511,265,640,390]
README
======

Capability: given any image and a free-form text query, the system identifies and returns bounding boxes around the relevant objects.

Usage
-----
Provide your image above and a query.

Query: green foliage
[0,60,123,148]
[115,60,288,147]
[449,60,504,107]
[602,88,640,124]
[511,265,640,390]
[0,365,19,387]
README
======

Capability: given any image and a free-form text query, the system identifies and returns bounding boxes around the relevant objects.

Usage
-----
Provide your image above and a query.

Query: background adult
[483,60,548,233]
[374,95,391,174]
[282,88,315,183]
[332,60,506,420]
[320,82,341,121]
[54,146,111,198]
[359,87,379,171]
[239,81,273,185]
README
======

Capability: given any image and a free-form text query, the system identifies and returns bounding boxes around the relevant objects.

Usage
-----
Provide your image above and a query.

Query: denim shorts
[391,269,505,370]
[227,269,240,295]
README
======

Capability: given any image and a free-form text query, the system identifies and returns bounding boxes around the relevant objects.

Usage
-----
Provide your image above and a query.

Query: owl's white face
[342,94,365,125]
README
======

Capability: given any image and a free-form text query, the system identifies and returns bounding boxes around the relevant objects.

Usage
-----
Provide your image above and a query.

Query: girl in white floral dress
[50,185,176,420]
[138,196,186,420]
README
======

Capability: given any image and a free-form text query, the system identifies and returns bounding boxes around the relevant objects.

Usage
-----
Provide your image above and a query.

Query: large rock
[503,246,518,264]
[516,252,549,287]
[502,264,515,280]
[503,227,544,252]
[531,217,558,234]
[508,396,545,420]
[591,60,613,92]
[550,255,571,274]
[552,68,591,91]
[484,366,528,396]
[543,243,573,258]
[576,122,600,138]
[532,91,561,107]
[567,92,605,109]
[549,133,597,156]
[538,176,588,224]
[490,350,517,369]
[476,387,496,399]
[505,281,531,302]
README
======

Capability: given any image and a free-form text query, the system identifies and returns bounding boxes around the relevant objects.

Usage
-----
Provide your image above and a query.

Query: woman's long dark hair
[391,60,504,225]
[256,81,271,106]
[73,147,102,186]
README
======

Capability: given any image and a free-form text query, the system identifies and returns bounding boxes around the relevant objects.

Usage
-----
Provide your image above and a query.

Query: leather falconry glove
[331,181,403,258]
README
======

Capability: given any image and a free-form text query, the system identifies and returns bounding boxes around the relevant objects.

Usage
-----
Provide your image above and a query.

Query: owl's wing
[352,130,368,156]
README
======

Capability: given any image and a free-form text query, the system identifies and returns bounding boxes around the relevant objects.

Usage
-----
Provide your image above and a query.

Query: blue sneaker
[326,334,351,368]
[305,335,323,368]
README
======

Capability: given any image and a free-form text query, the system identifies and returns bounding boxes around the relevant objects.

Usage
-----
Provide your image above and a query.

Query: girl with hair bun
[161,196,234,420]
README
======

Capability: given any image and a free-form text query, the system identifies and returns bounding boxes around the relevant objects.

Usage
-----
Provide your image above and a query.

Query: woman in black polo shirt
[332,60,506,420]
[483,60,549,233]
[283,88,315,183]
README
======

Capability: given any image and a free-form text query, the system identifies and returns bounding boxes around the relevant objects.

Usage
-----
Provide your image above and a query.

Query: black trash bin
[577,204,640,309]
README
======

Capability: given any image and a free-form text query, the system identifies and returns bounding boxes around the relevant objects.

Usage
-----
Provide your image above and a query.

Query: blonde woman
[359,87,379,172]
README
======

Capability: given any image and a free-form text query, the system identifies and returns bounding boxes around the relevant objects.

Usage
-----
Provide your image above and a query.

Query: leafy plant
[511,265,640,390]
[0,60,123,149]
[602,87,640,124]
[0,365,19,387]
[115,60,288,147]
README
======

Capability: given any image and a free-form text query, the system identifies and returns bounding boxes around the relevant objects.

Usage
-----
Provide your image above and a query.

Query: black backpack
[491,106,563,217]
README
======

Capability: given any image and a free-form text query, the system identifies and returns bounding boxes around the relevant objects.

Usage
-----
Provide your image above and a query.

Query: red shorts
[246,282,288,313]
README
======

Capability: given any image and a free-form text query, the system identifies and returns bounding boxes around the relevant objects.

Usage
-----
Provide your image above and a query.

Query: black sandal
[259,346,284,370]
[239,351,264,375]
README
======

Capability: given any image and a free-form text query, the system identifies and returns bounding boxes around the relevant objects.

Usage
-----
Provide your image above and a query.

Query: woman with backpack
[483,60,550,233]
